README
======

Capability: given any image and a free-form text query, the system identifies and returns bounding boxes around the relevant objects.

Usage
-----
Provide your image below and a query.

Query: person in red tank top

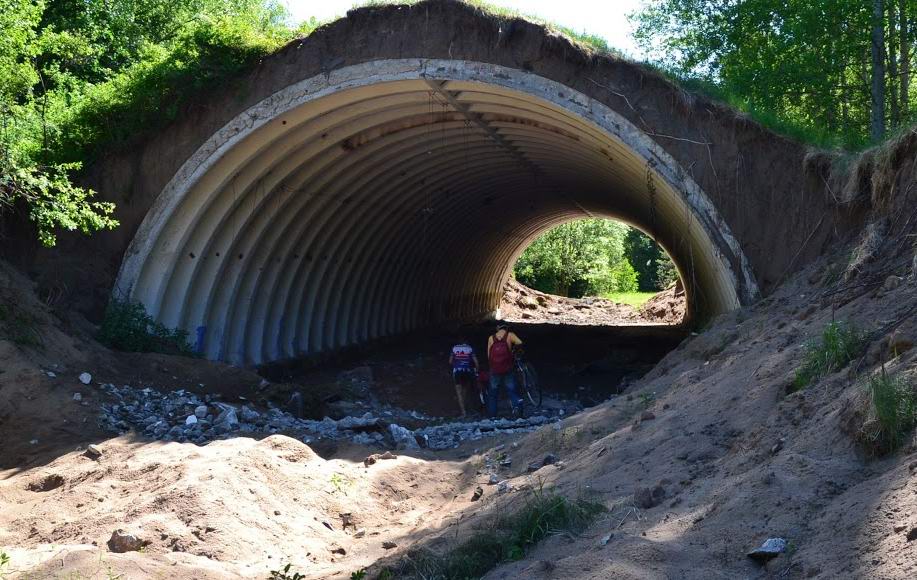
[486,322,524,417]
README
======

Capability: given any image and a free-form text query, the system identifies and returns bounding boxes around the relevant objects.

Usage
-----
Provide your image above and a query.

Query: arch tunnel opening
[115,59,756,368]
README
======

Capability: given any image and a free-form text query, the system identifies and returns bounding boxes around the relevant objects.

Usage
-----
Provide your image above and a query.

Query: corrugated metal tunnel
[114,60,758,365]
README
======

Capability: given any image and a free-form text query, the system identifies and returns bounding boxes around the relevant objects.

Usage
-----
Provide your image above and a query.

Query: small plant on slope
[792,320,864,391]
[382,489,605,579]
[97,299,195,355]
[269,563,304,580]
[858,368,917,455]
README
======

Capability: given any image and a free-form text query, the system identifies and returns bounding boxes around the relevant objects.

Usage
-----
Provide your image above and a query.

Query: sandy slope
[2,238,917,579]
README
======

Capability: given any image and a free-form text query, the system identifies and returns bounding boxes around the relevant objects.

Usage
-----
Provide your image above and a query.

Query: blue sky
[284,0,647,59]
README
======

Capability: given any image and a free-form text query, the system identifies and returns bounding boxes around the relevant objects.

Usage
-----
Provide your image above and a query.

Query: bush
[859,369,917,455]
[97,299,195,355]
[383,491,604,579]
[792,320,864,391]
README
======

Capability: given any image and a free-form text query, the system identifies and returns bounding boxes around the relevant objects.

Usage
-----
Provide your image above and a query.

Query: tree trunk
[887,1,899,127]
[872,0,886,142]
[900,0,910,120]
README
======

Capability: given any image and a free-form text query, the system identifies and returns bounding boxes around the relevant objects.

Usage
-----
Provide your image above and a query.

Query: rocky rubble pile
[97,383,567,450]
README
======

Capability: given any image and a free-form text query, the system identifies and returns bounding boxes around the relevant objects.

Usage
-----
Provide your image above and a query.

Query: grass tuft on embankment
[380,490,605,579]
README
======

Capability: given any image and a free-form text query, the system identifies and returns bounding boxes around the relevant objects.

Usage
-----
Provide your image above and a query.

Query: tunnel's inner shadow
[270,322,688,419]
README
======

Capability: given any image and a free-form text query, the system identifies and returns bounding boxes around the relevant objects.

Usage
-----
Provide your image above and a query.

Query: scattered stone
[322,521,334,531]
[340,513,354,529]
[353,528,366,538]
[363,455,377,468]
[640,411,656,421]
[488,473,499,485]
[240,405,260,423]
[84,445,103,460]
[46,371,57,378]
[73,392,82,402]
[274,510,281,516]
[330,546,346,556]
[259,378,270,389]
[527,462,542,473]
[497,481,510,494]
[907,527,917,542]
[185,415,198,426]
[194,405,208,419]
[471,486,484,502]
[107,529,145,553]
[882,275,903,292]
[29,439,38,445]
[542,453,558,466]
[770,439,785,455]
[389,423,419,450]
[887,331,914,356]
[894,524,907,533]
[599,533,614,546]
[634,484,666,509]
[79,372,92,385]
[747,538,787,562]
[382,541,397,550]
[537,560,556,572]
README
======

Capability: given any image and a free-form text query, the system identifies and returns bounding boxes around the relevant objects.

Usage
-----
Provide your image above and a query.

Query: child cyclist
[449,336,479,417]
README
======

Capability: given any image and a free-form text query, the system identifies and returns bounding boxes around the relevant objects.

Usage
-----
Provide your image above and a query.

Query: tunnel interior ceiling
[116,60,757,365]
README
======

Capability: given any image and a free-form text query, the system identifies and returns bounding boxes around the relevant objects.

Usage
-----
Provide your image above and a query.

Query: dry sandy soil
[2,213,917,579]
[500,279,686,326]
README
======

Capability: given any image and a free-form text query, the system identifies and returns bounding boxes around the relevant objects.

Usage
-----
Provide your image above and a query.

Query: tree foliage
[513,219,674,298]
[633,0,916,149]
[1,0,307,246]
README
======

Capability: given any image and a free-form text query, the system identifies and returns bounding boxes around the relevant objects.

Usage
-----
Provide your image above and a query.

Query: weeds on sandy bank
[98,299,196,356]
[857,368,917,455]
[0,302,43,348]
[378,489,605,579]
[792,320,865,391]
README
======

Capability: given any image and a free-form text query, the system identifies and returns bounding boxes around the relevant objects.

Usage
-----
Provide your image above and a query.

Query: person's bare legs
[454,382,467,416]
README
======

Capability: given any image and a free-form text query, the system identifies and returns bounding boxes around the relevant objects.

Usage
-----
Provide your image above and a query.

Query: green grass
[380,490,604,579]
[0,303,43,348]
[859,369,917,455]
[791,320,865,392]
[97,299,196,356]
[602,291,658,308]
[359,0,619,56]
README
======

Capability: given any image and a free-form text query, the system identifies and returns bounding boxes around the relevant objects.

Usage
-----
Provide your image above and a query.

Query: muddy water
[269,323,688,418]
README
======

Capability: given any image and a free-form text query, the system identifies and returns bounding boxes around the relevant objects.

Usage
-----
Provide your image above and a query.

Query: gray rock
[107,529,145,553]
[240,405,260,422]
[388,423,419,450]
[73,392,83,402]
[214,406,239,429]
[79,372,92,385]
[84,444,103,459]
[194,405,208,419]
[747,538,787,562]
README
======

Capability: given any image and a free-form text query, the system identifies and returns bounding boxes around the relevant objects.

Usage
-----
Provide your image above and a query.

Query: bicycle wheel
[520,362,541,408]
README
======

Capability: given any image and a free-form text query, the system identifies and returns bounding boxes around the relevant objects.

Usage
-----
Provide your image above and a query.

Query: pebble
[73,393,83,402]
[382,541,397,550]
[747,538,788,562]
[194,405,208,419]
[79,372,92,385]
[185,415,198,426]
[107,529,144,553]
[84,444,103,459]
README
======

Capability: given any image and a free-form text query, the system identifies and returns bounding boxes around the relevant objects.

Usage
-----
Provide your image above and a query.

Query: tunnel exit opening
[500,217,686,327]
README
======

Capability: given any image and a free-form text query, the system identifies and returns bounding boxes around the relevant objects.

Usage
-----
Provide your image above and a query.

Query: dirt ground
[500,279,686,326]
[3,201,917,579]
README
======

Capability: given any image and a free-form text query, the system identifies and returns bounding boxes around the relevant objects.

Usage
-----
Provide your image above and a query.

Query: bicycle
[514,351,541,408]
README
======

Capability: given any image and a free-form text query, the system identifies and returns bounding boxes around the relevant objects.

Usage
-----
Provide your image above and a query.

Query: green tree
[632,0,916,148]
[514,219,639,297]
[1,0,301,246]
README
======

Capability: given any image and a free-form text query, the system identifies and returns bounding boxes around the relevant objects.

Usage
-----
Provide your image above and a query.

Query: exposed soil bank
[500,278,687,326]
